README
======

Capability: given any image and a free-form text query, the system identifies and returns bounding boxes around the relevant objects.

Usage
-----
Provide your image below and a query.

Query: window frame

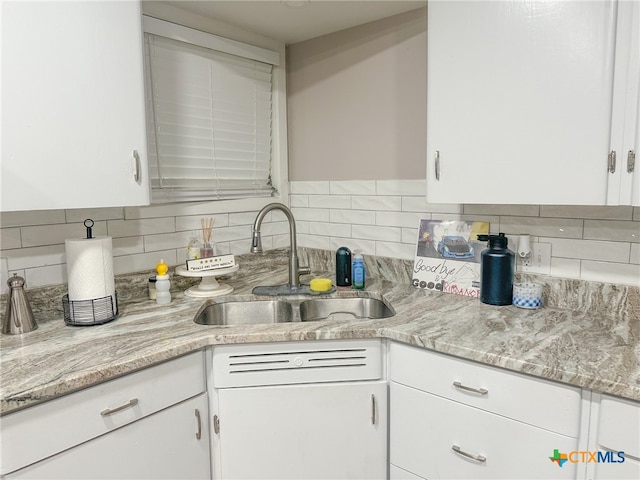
[141,15,290,210]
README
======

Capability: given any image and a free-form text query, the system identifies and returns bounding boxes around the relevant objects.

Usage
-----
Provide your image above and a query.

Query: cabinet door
[1,1,149,212]
[589,393,640,480]
[426,0,616,205]
[216,381,387,479]
[5,394,210,480]
[608,0,640,206]
[632,96,640,206]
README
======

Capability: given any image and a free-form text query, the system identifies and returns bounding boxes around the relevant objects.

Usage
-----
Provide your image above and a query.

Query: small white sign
[186,254,236,272]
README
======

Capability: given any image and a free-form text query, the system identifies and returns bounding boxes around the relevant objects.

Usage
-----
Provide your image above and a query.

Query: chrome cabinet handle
[213,414,220,434]
[453,381,488,395]
[132,150,141,182]
[452,444,486,463]
[608,150,616,173]
[100,398,139,416]
[371,394,376,425]
[628,150,636,173]
[195,409,202,440]
[435,150,441,181]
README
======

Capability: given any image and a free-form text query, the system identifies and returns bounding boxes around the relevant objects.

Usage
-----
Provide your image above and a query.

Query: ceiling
[162,1,427,44]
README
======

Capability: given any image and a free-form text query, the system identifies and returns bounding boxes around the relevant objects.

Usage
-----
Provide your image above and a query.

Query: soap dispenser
[352,251,366,290]
[477,233,514,306]
[336,247,352,287]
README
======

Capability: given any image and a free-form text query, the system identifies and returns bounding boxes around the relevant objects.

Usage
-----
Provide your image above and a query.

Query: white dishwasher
[209,339,388,480]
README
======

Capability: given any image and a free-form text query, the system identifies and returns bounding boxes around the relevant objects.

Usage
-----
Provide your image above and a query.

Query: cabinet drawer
[0,351,205,475]
[390,382,579,480]
[597,394,640,459]
[390,342,581,437]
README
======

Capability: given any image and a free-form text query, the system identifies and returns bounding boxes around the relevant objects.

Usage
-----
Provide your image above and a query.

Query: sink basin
[194,299,294,325]
[193,295,395,326]
[299,297,395,322]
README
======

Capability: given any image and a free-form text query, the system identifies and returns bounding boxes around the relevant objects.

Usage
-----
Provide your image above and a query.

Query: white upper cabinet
[426,0,639,205]
[608,0,640,206]
[1,1,150,212]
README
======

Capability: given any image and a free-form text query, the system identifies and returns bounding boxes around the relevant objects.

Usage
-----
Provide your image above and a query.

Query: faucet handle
[297,266,311,283]
[299,265,311,276]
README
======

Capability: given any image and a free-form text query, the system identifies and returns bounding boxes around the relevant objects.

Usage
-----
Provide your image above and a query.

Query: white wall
[287,7,426,180]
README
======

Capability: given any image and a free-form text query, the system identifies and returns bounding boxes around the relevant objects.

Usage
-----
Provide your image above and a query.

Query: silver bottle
[3,274,37,335]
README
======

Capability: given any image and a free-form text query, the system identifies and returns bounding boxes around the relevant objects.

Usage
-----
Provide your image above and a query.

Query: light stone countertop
[1,249,639,415]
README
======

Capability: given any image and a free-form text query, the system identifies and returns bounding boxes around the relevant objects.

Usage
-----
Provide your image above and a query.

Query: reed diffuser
[200,217,215,258]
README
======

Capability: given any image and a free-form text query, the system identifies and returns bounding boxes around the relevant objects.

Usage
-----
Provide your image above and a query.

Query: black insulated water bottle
[336,247,352,287]
[478,233,515,306]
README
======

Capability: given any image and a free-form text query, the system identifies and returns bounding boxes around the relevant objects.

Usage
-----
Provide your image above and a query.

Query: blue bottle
[478,233,514,306]
[352,251,365,290]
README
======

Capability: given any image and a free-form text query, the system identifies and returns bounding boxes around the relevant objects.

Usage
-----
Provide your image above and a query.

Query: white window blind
[144,31,276,203]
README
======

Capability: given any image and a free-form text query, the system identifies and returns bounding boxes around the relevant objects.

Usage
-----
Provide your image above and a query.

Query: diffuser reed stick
[200,217,215,257]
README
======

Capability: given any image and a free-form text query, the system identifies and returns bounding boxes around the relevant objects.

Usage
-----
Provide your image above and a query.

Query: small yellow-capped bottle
[155,259,171,304]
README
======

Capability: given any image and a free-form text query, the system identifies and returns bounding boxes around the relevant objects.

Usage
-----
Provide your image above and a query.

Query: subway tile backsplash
[1,179,639,293]
[289,180,639,287]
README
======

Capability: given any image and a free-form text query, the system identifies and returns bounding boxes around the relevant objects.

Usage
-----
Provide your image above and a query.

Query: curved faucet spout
[251,203,310,290]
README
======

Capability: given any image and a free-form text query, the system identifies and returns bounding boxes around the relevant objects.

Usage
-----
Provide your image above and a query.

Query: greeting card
[412,220,489,298]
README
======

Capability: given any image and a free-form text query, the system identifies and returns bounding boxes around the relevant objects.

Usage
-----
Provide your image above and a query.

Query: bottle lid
[156,259,168,276]
[478,233,508,248]
[7,273,25,288]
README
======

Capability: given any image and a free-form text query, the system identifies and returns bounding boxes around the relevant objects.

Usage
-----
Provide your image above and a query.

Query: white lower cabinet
[389,342,585,480]
[217,381,387,479]
[5,393,210,480]
[3,339,638,480]
[210,340,387,480]
[588,393,640,480]
[390,382,578,479]
[0,351,209,479]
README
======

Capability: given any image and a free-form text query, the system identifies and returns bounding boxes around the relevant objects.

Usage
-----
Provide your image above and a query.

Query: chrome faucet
[251,203,310,294]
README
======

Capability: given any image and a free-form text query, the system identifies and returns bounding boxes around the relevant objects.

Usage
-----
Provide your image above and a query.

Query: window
[143,17,281,203]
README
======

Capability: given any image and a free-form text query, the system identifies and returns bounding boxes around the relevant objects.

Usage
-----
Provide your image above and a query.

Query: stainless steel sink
[193,295,395,326]
[194,299,295,325]
[299,297,395,322]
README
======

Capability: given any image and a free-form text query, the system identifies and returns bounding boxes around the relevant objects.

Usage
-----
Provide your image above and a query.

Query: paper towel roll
[65,236,115,302]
